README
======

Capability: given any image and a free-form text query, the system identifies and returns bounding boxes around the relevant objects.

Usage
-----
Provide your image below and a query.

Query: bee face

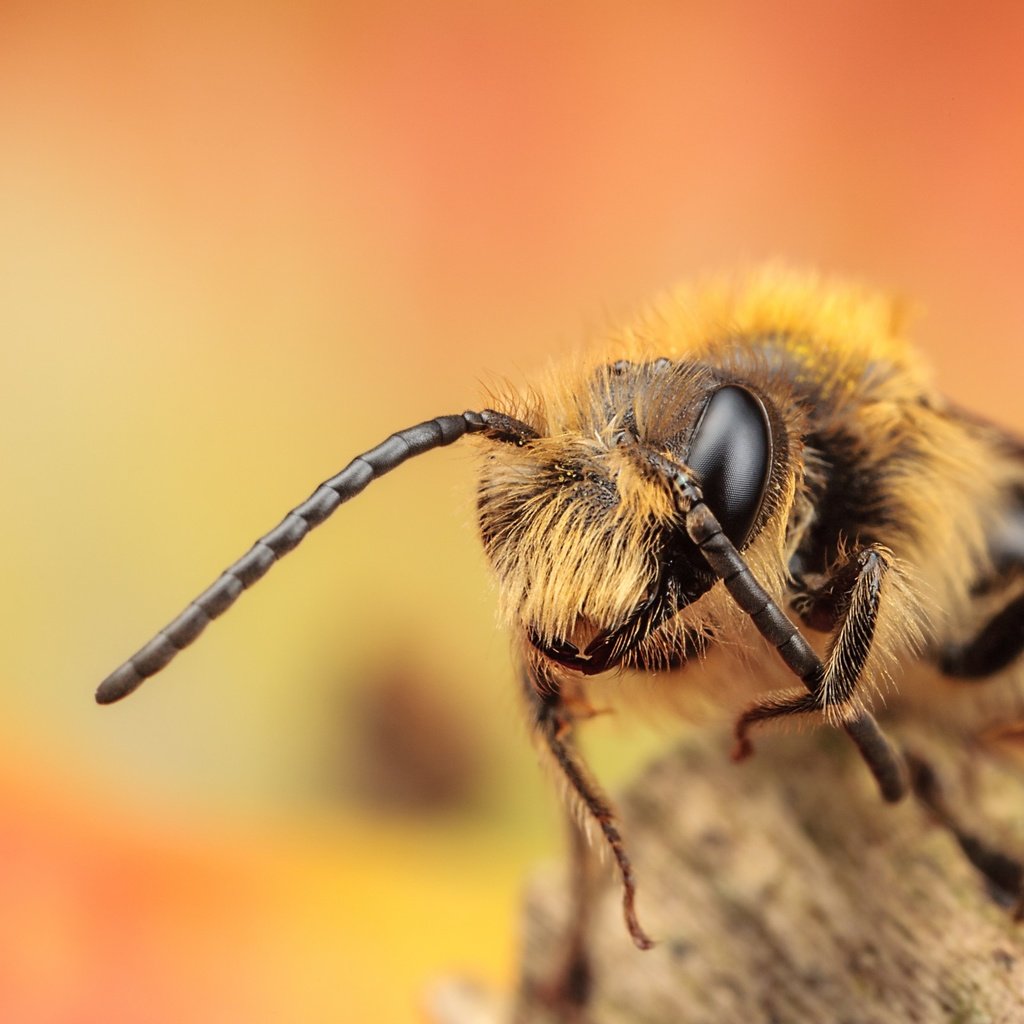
[477,360,776,673]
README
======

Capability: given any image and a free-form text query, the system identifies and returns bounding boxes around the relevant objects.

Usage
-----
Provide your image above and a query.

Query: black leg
[713,536,906,804]
[732,547,888,740]
[651,452,908,804]
[906,750,1024,909]
[522,656,654,952]
[940,487,1024,680]
[530,811,598,1021]
[941,592,1024,680]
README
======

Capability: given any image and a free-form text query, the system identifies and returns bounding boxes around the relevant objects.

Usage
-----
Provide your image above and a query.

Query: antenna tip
[95,664,144,705]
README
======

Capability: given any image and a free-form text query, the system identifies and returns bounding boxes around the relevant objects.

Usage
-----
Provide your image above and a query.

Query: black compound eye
[686,385,772,547]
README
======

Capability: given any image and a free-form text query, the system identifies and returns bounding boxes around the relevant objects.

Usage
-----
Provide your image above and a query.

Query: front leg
[733,546,907,777]
[650,453,909,803]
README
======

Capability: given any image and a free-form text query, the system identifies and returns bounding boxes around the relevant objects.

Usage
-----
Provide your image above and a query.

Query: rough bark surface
[430,723,1024,1024]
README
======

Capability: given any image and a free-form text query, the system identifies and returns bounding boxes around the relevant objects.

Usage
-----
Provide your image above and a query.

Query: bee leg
[940,495,1024,679]
[652,455,907,802]
[940,592,1024,679]
[726,545,908,802]
[905,750,1024,909]
[522,657,654,962]
[731,546,887,740]
[530,809,601,1020]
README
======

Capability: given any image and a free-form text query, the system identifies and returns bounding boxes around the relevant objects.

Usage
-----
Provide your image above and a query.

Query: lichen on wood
[432,722,1024,1024]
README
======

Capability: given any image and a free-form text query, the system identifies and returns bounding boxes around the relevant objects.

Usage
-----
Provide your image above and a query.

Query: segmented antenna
[96,411,488,705]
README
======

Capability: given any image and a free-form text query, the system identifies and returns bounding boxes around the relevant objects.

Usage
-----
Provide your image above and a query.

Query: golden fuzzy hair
[475,267,1017,722]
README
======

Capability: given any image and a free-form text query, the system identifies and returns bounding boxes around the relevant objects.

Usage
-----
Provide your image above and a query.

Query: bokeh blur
[3,2,1024,1021]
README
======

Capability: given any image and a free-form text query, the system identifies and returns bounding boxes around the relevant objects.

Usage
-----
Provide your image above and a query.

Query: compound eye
[686,385,772,547]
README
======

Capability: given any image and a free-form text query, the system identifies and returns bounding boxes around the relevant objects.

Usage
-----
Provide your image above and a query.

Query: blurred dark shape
[336,658,489,815]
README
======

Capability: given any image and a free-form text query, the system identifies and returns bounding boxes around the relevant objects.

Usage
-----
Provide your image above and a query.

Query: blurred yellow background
[3,2,1024,1021]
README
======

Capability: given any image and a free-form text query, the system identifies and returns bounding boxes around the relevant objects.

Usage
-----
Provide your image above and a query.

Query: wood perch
[430,720,1024,1023]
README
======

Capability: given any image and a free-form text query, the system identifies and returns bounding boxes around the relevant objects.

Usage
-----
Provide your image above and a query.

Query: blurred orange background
[3,2,1024,1021]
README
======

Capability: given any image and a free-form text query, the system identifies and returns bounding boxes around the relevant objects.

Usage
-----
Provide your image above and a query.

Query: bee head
[476,361,778,674]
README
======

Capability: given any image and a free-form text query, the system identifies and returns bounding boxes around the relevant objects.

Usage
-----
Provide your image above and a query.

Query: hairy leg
[655,453,908,805]
[733,546,890,741]
[521,655,653,952]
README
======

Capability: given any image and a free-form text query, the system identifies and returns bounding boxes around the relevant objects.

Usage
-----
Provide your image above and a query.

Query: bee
[96,268,1024,959]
